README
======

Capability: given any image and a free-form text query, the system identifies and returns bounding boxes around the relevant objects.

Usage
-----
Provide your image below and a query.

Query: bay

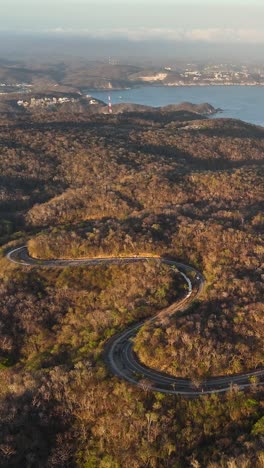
[86,85,264,127]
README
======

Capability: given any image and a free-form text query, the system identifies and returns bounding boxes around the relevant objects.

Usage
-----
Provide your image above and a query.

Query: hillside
[0,92,219,123]
[1,60,263,92]
[0,92,106,123]
[0,108,263,467]
[95,101,220,116]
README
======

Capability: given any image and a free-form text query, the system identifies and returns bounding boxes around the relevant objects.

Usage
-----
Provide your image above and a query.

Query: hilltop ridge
[0,91,220,123]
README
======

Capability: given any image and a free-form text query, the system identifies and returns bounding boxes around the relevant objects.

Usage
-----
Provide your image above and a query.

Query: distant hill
[0,92,220,123]
[162,102,221,115]
[95,101,221,116]
[0,92,106,122]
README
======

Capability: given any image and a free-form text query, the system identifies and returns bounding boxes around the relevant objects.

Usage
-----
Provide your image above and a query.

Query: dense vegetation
[0,106,263,466]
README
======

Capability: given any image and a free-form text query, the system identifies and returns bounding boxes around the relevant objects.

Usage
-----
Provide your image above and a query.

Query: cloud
[2,26,264,44]
[183,28,264,43]
[45,27,264,43]
[102,27,264,43]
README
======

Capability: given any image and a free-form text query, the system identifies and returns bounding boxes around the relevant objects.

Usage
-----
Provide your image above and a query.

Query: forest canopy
[0,107,263,467]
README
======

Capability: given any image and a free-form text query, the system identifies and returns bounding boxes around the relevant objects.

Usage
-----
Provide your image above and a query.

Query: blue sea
[86,85,264,127]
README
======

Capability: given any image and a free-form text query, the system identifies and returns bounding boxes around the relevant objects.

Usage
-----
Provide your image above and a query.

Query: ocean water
[86,85,264,127]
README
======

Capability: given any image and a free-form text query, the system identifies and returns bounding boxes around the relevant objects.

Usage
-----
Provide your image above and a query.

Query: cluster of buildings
[180,69,256,85]
[17,96,78,108]
[0,82,32,88]
[160,63,264,86]
[0,82,32,95]
[16,95,100,109]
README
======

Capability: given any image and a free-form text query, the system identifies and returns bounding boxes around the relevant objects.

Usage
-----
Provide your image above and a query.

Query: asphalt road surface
[7,246,264,396]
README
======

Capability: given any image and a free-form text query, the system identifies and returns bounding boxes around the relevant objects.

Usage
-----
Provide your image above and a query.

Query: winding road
[7,246,264,396]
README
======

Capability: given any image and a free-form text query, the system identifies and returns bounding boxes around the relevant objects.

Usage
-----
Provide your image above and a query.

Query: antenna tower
[108,95,113,114]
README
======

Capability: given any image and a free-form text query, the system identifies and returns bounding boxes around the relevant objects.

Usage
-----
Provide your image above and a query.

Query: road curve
[7,246,264,396]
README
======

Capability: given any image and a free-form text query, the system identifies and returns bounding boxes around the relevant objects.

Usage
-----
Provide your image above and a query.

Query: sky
[1,0,264,44]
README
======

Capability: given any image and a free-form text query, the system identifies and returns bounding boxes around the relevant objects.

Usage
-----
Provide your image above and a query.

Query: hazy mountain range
[1,32,264,64]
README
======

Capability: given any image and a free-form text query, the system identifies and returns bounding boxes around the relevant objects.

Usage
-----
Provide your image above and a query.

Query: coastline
[83,85,264,127]
[84,82,264,92]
